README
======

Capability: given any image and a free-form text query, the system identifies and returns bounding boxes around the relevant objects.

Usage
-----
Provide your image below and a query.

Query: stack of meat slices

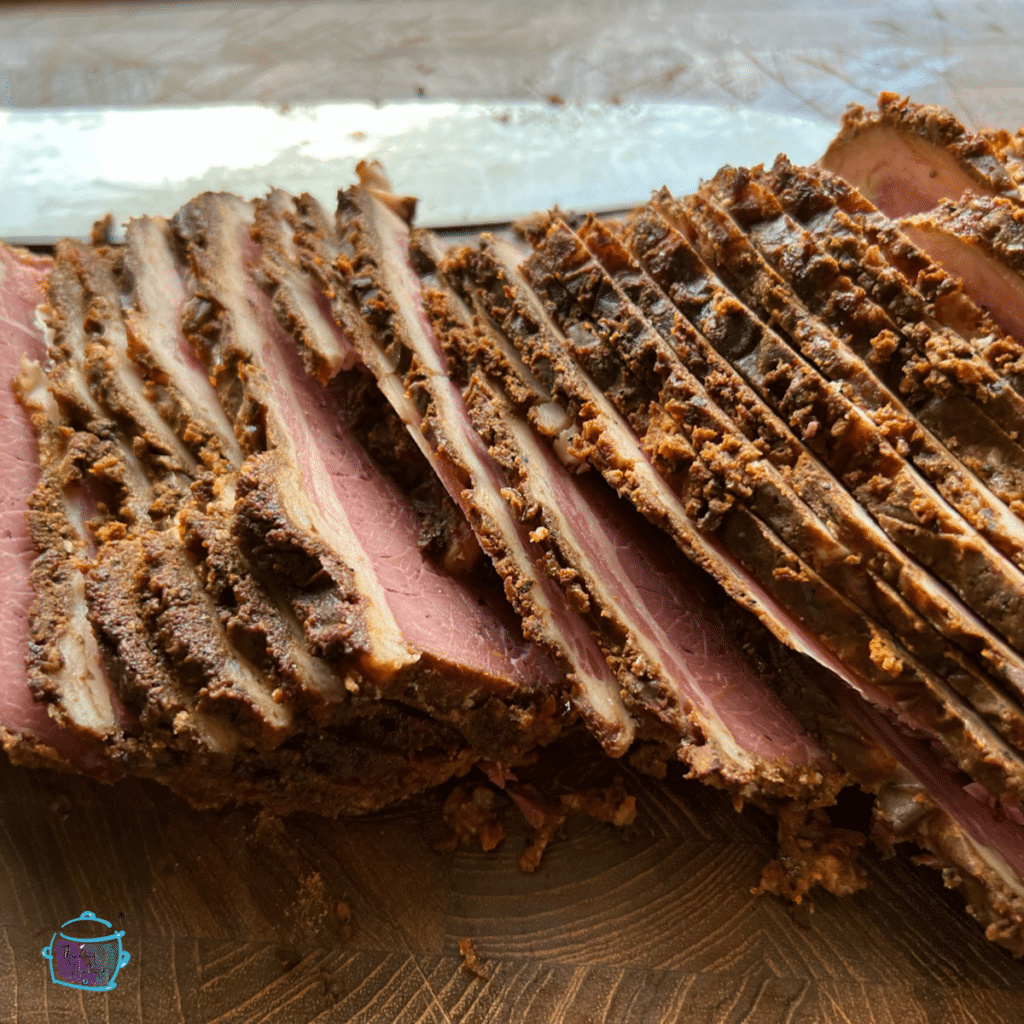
[314,114,1024,947]
[2,207,574,817]
[3,92,1024,954]
[0,183,851,882]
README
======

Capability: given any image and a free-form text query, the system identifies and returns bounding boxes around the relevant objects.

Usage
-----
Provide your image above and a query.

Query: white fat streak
[173,708,240,754]
[125,217,243,466]
[368,200,635,751]
[185,565,294,735]
[501,392,756,772]
[264,191,357,378]
[16,358,117,737]
[83,253,198,476]
[962,828,1024,898]
[212,195,414,678]
[54,572,120,737]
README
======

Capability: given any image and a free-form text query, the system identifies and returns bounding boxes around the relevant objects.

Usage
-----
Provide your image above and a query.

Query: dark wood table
[2,733,1023,1023]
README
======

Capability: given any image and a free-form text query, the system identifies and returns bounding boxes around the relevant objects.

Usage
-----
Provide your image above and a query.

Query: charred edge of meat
[675,181,1024,447]
[692,169,1024,552]
[984,127,1024,190]
[83,536,212,747]
[158,705,482,818]
[179,502,362,723]
[335,192,410,373]
[758,162,1024,526]
[26,550,102,730]
[577,212,1024,759]
[178,293,267,456]
[134,530,294,746]
[767,157,1023,364]
[172,198,271,457]
[231,452,370,660]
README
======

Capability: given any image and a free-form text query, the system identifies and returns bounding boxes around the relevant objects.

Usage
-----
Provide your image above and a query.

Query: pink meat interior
[901,223,1024,346]
[541,439,828,766]
[822,126,1001,218]
[242,244,561,690]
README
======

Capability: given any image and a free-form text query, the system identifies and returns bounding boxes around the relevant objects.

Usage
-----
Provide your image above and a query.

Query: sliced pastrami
[0,243,123,775]
[764,158,1024,411]
[252,190,358,383]
[820,92,1019,218]
[173,191,566,763]
[447,235,1024,805]
[514,218,1024,803]
[664,189,1024,661]
[576,212,1024,759]
[819,663,1024,956]
[121,216,243,469]
[456,346,832,797]
[321,168,631,755]
[901,196,1024,352]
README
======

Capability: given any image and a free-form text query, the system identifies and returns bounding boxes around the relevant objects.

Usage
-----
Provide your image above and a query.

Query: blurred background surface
[3,0,1024,241]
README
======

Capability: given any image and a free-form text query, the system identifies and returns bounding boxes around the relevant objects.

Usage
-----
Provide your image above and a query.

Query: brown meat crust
[580,211,1024,762]
[523,213,1024,805]
[665,186,1024,652]
[766,157,1024,394]
[985,127,1024,190]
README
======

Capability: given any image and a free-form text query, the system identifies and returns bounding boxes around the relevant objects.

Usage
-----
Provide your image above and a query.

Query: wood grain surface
[2,733,1024,1024]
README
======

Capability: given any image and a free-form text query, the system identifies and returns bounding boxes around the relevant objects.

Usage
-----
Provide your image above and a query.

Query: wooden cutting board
[2,733,1023,1024]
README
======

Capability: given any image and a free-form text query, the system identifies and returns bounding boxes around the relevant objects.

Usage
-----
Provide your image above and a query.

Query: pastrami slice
[820,92,1020,218]
[314,168,634,755]
[121,216,243,469]
[577,211,1024,761]
[512,214,1024,804]
[454,345,832,795]
[900,195,1024,355]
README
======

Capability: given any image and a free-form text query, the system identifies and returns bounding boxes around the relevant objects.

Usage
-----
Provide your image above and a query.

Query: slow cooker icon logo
[41,911,131,992]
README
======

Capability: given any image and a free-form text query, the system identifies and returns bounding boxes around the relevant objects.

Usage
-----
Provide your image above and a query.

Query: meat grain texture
[2,92,1024,957]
